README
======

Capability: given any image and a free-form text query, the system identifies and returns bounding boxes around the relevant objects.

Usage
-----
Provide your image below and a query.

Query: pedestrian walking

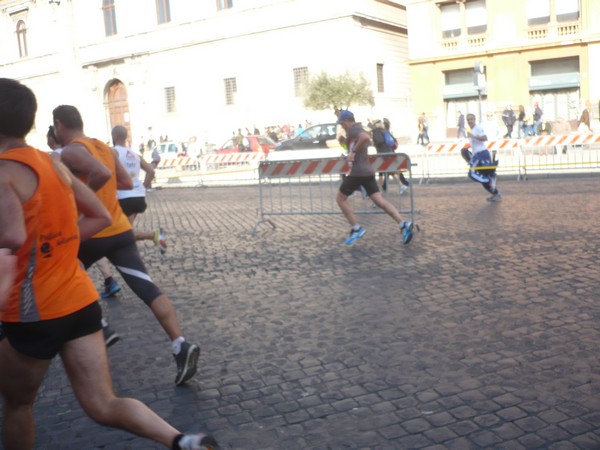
[502,105,516,138]
[53,104,200,386]
[0,78,219,450]
[517,105,526,138]
[371,118,409,195]
[336,110,414,245]
[460,113,502,202]
[457,111,467,139]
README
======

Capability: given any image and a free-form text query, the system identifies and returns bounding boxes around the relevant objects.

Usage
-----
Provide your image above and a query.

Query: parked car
[143,141,186,163]
[275,123,338,151]
[216,135,276,154]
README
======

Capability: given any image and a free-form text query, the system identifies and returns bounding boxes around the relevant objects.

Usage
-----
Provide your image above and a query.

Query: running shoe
[174,341,200,385]
[344,227,366,245]
[154,227,167,255]
[399,184,408,195]
[103,325,120,348]
[487,192,502,202]
[402,221,414,245]
[101,278,122,299]
[177,434,220,450]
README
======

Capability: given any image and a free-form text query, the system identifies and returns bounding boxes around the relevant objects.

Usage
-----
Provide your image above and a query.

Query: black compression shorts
[78,230,162,306]
[1,302,102,359]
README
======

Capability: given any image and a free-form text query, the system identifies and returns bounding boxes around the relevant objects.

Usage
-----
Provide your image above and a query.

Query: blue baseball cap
[336,110,355,124]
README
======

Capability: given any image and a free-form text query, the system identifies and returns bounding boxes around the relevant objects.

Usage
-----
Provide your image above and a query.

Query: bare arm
[140,157,155,189]
[352,130,372,152]
[0,248,17,310]
[113,149,134,190]
[0,169,27,251]
[60,143,111,191]
[50,158,111,240]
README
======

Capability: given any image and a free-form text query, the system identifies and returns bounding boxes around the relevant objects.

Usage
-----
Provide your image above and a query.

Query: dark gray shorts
[339,175,379,197]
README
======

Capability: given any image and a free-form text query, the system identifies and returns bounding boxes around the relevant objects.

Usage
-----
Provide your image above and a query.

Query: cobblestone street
[6,176,600,449]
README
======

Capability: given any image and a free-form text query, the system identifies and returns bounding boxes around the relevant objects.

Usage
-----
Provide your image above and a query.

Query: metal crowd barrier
[418,134,600,182]
[251,153,416,235]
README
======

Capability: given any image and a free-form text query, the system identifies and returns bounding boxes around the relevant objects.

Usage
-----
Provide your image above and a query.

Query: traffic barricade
[252,153,416,235]
[518,134,600,179]
[422,134,600,182]
[153,152,265,187]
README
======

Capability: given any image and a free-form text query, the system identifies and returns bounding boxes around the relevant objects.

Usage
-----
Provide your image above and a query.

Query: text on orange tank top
[72,138,131,238]
[0,147,98,322]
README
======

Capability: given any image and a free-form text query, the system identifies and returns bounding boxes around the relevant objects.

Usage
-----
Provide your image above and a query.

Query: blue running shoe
[402,221,414,245]
[344,227,366,245]
[101,278,122,299]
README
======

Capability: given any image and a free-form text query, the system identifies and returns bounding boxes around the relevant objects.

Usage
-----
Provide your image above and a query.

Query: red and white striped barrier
[157,156,194,168]
[259,153,409,178]
[201,152,265,165]
[522,134,600,147]
[156,152,265,169]
[426,134,600,154]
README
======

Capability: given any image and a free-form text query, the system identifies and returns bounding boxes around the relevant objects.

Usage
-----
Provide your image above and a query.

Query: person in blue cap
[336,110,413,245]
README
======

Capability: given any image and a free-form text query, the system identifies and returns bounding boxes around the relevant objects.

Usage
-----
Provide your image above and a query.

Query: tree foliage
[303,71,375,113]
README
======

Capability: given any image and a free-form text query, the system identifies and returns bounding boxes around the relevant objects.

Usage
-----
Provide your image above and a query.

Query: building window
[293,67,309,97]
[376,64,385,93]
[527,0,550,26]
[156,0,171,24]
[224,77,237,105]
[16,20,27,58]
[103,0,117,36]
[555,0,579,22]
[217,0,233,10]
[165,86,176,113]
[465,0,486,35]
[440,3,461,38]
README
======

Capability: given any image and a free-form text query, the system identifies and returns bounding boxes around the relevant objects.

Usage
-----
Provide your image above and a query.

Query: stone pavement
[5,176,600,450]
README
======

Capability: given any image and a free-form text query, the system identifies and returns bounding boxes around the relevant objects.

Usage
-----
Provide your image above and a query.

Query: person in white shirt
[460,113,502,202]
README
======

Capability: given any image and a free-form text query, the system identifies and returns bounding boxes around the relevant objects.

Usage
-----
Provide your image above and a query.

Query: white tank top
[115,145,146,199]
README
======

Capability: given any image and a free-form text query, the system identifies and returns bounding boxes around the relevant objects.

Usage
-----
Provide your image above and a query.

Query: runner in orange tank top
[0,78,218,450]
[54,105,201,386]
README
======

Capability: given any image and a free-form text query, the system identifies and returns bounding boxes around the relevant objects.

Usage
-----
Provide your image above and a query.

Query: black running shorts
[339,175,380,197]
[119,197,147,216]
[1,302,102,359]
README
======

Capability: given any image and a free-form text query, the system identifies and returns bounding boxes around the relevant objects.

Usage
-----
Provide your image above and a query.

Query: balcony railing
[528,21,580,40]
[440,34,487,52]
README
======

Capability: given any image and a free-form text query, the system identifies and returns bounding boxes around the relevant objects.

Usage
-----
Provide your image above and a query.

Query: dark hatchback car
[275,123,337,151]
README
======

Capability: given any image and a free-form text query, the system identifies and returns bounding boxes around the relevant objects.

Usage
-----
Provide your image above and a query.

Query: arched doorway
[106,79,131,144]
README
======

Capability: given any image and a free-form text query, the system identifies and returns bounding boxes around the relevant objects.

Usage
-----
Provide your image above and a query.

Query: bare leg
[369,192,403,224]
[134,231,155,241]
[60,330,180,447]
[336,191,357,227]
[150,295,183,341]
[97,257,112,279]
[0,339,51,449]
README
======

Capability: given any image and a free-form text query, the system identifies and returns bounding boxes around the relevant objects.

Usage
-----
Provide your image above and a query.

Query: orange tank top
[72,138,131,238]
[0,148,98,322]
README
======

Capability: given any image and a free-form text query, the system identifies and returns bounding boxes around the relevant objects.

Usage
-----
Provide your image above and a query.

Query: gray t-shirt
[347,123,374,176]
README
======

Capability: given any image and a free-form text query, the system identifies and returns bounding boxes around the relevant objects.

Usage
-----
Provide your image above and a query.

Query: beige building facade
[0,0,411,150]
[406,0,600,140]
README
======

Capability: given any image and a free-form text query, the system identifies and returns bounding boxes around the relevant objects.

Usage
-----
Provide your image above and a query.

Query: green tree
[303,71,374,113]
